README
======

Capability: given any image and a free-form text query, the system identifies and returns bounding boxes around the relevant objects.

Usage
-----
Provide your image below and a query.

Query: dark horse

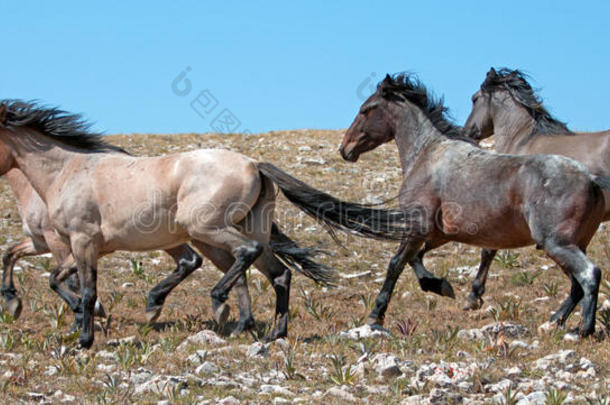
[0,101,411,348]
[461,68,610,310]
[340,73,608,337]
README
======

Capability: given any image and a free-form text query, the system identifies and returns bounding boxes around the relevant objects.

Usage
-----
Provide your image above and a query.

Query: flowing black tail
[257,162,413,242]
[269,223,336,286]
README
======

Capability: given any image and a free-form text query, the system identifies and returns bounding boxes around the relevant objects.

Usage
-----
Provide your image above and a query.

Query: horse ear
[0,104,6,126]
[383,74,392,84]
[487,68,497,78]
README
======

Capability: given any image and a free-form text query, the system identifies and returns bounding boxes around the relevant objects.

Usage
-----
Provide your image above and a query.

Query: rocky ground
[0,130,608,404]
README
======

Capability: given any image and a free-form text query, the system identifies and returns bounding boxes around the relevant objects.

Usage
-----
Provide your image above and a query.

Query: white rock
[260,384,295,397]
[340,270,372,279]
[516,390,545,405]
[506,367,522,376]
[107,335,138,347]
[177,330,226,350]
[563,332,579,342]
[187,350,209,365]
[480,322,529,339]
[339,324,391,340]
[324,386,358,403]
[121,282,134,289]
[272,398,291,405]
[195,361,219,376]
[246,342,270,358]
[487,378,513,393]
[134,375,187,395]
[372,353,403,379]
[537,321,556,334]
[218,396,240,405]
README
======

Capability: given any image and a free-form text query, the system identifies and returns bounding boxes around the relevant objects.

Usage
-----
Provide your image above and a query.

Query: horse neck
[391,103,446,175]
[5,168,35,208]
[3,128,83,202]
[491,96,536,154]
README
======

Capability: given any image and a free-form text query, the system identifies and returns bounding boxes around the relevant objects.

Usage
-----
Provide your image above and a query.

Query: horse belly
[100,210,189,252]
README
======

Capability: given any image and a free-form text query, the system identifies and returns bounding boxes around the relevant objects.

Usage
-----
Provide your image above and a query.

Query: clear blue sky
[2,1,609,134]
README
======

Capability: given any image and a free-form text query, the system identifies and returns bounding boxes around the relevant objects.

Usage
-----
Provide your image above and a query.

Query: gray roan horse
[462,67,610,313]
[340,73,608,337]
[0,101,410,348]
[1,167,208,329]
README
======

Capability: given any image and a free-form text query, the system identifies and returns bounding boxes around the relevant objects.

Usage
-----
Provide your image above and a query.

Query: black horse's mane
[0,100,129,154]
[378,73,477,145]
[481,68,573,135]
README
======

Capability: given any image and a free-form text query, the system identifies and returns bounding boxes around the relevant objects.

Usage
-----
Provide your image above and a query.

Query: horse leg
[367,238,424,326]
[189,228,263,329]
[190,240,255,334]
[1,238,39,318]
[408,239,454,298]
[49,265,85,330]
[549,275,584,327]
[544,242,601,337]
[70,236,100,349]
[253,248,291,341]
[145,244,203,324]
[463,248,497,311]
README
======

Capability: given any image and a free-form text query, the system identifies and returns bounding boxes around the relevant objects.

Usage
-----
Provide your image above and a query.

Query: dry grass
[0,130,608,403]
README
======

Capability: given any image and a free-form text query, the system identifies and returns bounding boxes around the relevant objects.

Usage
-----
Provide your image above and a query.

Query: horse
[461,67,610,310]
[339,73,608,337]
[0,101,410,348]
[1,168,215,330]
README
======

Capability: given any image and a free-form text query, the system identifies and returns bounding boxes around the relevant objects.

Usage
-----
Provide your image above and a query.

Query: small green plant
[130,258,144,278]
[545,387,567,405]
[43,302,68,329]
[279,340,305,380]
[511,270,541,286]
[431,326,460,352]
[543,281,560,297]
[299,288,334,321]
[0,311,15,324]
[502,387,520,405]
[489,297,521,322]
[327,354,356,386]
[495,251,520,269]
[137,323,154,338]
[358,292,375,311]
[395,318,418,337]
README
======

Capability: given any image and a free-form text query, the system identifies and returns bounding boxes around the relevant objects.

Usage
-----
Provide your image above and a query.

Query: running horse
[461,67,610,311]
[1,166,208,329]
[0,101,409,348]
[340,73,607,337]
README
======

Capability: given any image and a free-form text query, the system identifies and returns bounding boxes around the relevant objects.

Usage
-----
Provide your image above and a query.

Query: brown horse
[1,168,211,328]
[461,67,610,311]
[0,101,410,348]
[340,73,608,337]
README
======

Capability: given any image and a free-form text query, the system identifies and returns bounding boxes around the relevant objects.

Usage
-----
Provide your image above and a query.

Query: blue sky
[2,1,609,134]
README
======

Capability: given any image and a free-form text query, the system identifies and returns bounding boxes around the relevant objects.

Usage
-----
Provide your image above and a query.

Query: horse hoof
[145,307,162,326]
[79,335,94,349]
[94,301,106,318]
[440,280,456,299]
[7,298,22,319]
[214,303,230,328]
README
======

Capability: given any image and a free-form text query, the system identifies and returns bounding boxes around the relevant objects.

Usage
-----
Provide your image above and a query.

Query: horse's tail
[256,162,412,242]
[591,175,610,191]
[269,223,336,286]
